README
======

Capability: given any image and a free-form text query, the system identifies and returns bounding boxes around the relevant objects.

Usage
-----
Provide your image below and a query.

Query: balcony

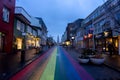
[30,16,42,28]
[15,7,31,24]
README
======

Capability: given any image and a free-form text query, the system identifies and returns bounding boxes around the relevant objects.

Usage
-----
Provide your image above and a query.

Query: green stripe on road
[40,47,57,80]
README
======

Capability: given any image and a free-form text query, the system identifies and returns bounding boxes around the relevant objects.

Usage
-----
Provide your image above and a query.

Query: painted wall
[0,0,15,53]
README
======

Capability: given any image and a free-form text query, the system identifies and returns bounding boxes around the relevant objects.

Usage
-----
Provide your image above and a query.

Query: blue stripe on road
[54,47,81,80]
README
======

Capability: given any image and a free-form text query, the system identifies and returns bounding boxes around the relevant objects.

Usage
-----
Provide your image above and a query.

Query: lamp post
[21,32,26,63]
[71,36,75,48]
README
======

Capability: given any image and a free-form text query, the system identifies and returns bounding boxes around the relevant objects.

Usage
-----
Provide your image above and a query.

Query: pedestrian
[107,42,114,56]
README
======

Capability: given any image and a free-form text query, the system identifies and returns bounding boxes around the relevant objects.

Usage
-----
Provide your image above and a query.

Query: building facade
[14,7,31,50]
[14,7,47,53]
[0,0,15,53]
[36,18,48,46]
[93,0,120,54]
[76,0,120,54]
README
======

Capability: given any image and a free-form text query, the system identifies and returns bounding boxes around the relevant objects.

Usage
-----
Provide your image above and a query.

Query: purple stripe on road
[61,47,94,80]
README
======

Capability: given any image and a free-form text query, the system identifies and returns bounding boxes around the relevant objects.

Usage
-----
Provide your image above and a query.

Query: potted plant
[90,54,105,65]
[86,48,96,58]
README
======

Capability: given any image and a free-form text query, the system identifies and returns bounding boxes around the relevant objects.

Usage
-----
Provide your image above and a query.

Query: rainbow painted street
[10,46,93,80]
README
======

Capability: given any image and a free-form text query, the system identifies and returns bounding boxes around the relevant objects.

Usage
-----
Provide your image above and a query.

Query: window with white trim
[2,7,10,23]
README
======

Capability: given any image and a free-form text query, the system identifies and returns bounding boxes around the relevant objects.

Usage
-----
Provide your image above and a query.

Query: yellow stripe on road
[40,47,57,80]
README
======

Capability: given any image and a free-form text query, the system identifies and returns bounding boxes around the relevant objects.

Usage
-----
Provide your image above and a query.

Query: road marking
[40,47,57,80]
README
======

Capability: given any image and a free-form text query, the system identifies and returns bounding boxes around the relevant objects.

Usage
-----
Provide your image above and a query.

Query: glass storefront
[95,37,118,54]
[16,38,22,50]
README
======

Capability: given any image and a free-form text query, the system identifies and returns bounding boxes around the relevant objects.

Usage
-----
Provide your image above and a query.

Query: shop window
[36,40,40,47]
[2,7,10,23]
[26,40,31,49]
[16,38,22,49]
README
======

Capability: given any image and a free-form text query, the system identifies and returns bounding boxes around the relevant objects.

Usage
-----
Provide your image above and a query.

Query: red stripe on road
[10,47,54,80]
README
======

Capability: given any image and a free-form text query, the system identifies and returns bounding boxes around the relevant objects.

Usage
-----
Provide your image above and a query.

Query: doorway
[0,32,5,52]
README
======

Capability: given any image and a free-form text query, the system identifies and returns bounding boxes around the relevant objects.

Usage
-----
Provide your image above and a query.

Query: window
[33,30,37,36]
[27,26,32,34]
[17,20,25,32]
[38,30,42,36]
[2,7,10,23]
[21,23,25,32]
[17,20,21,31]
[16,38,22,49]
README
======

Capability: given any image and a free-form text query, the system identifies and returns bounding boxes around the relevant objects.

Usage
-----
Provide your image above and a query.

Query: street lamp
[71,36,75,40]
[71,36,75,47]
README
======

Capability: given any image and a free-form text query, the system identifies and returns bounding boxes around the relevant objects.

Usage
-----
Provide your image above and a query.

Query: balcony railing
[15,7,31,23]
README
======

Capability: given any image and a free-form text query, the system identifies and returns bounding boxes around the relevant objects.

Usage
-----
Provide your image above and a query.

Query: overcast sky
[16,0,104,41]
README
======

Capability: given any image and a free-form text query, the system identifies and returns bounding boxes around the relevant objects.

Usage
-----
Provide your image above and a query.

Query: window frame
[2,6,10,23]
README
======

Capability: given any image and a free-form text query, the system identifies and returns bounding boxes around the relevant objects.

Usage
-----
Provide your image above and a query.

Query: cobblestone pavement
[65,47,120,80]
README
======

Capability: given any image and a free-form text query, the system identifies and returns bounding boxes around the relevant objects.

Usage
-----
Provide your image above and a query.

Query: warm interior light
[115,39,118,47]
[66,41,70,46]
[104,32,109,37]
[31,40,35,46]
[16,38,22,49]
[84,35,87,39]
[88,34,92,38]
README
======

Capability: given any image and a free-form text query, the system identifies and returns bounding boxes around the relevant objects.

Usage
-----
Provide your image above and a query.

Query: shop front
[16,38,22,50]
[94,31,118,54]
[83,33,93,49]
[26,34,41,49]
[94,33,105,52]
[76,37,84,49]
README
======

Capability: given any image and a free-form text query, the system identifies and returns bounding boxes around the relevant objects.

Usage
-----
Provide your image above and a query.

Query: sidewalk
[65,47,120,72]
[103,54,120,72]
[0,48,49,80]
